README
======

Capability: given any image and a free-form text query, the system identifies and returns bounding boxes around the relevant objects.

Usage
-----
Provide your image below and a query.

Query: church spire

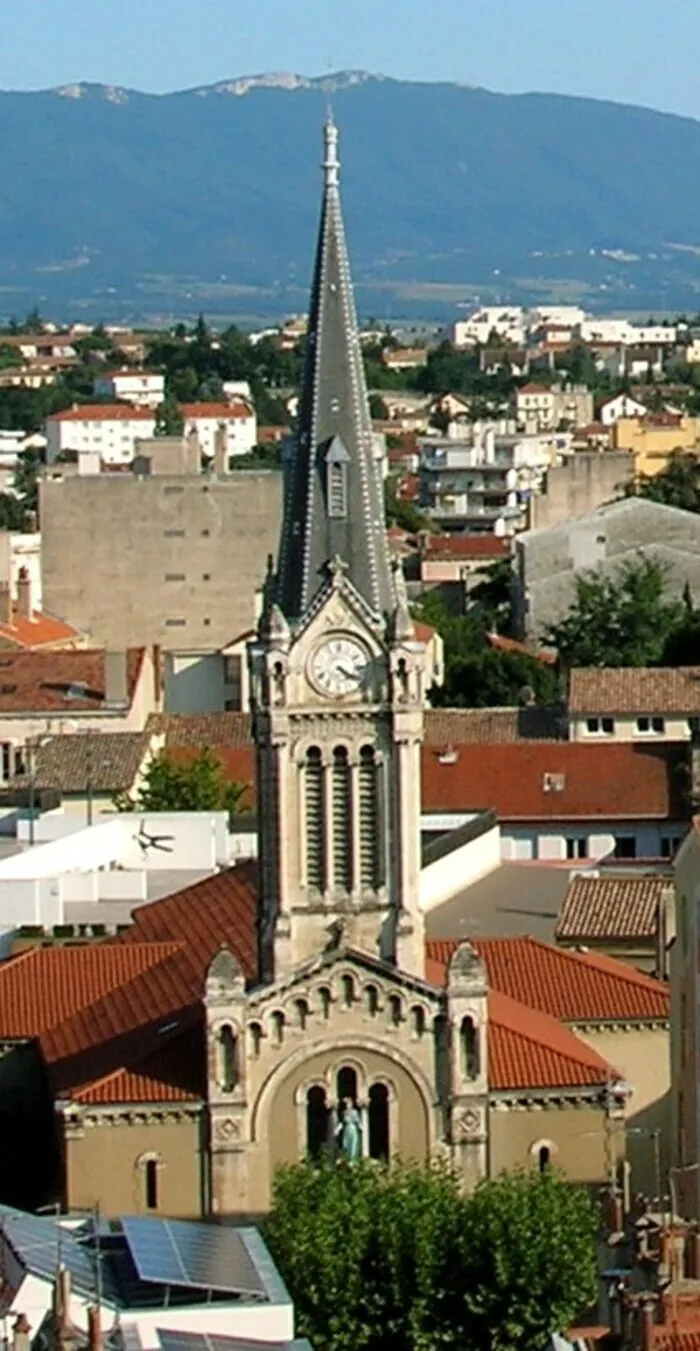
[276,119,395,626]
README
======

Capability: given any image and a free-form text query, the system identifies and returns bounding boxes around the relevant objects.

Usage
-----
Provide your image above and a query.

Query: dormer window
[326,436,350,519]
[329,461,347,518]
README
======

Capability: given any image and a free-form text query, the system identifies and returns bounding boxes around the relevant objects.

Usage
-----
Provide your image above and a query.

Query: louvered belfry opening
[358,745,381,889]
[332,747,353,890]
[305,746,325,890]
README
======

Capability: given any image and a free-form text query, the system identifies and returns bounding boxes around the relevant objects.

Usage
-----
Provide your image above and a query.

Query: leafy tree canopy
[635,450,700,513]
[265,1159,599,1351]
[116,747,246,818]
[154,396,185,437]
[545,555,683,668]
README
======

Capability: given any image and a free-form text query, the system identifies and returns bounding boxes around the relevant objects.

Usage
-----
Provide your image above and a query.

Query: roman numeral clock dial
[310,637,369,697]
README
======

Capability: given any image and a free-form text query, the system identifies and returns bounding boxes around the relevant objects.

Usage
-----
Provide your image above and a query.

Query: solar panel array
[3,1211,99,1297]
[157,1333,299,1351]
[122,1218,266,1299]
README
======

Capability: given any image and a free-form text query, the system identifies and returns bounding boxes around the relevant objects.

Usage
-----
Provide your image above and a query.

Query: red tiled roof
[485,632,557,665]
[519,383,552,395]
[0,943,182,1038]
[421,534,511,560]
[0,607,83,649]
[420,740,684,820]
[49,404,154,422]
[147,712,252,748]
[556,874,668,942]
[181,402,252,420]
[569,666,700,716]
[71,1024,205,1105]
[424,707,560,744]
[414,621,436,642]
[0,647,147,713]
[425,936,669,1023]
[488,990,617,1091]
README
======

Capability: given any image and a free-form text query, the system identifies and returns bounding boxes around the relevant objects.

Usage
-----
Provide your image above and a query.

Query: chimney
[53,1265,71,1339]
[87,1306,101,1351]
[0,580,11,626]
[16,566,31,619]
[104,650,128,707]
[12,1314,31,1351]
[213,422,228,475]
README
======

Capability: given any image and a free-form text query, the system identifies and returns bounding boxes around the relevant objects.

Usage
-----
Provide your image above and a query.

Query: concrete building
[181,401,257,460]
[0,528,43,610]
[45,405,156,464]
[515,383,593,434]
[40,464,282,652]
[526,450,634,532]
[418,428,555,534]
[446,308,526,348]
[568,667,700,748]
[515,498,700,639]
[92,369,165,408]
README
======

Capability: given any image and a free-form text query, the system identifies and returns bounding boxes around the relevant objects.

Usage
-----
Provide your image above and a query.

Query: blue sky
[5,0,700,119]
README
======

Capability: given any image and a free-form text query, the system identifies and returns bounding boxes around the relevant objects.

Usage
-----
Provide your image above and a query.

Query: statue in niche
[272,660,286,706]
[335,1097,363,1161]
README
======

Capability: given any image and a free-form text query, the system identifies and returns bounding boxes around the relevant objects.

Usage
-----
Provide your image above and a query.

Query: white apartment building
[44,404,156,464]
[527,305,587,328]
[515,383,593,434]
[181,400,257,459]
[599,393,649,426]
[93,368,165,408]
[447,308,526,348]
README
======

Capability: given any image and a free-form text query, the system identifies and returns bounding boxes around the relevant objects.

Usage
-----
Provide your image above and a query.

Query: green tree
[384,477,431,534]
[545,555,683,668]
[265,1159,598,1351]
[153,396,185,437]
[636,450,700,512]
[117,747,246,817]
[13,447,42,517]
[469,557,515,633]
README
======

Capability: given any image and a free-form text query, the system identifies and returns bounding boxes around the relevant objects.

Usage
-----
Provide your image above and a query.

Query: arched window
[337,1065,358,1105]
[411,1005,426,1039]
[369,1083,390,1161]
[460,1016,480,1081]
[341,973,355,1008]
[217,1025,238,1093]
[358,746,381,889]
[318,986,332,1020]
[388,994,402,1028]
[365,984,379,1016]
[433,1013,450,1105]
[538,1144,551,1173]
[145,1159,158,1211]
[271,1010,285,1047]
[306,1086,330,1160]
[305,748,325,891]
[294,998,309,1031]
[248,1021,263,1058]
[332,748,352,890]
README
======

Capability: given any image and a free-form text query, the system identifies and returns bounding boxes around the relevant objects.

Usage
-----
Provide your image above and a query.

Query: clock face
[310,636,369,697]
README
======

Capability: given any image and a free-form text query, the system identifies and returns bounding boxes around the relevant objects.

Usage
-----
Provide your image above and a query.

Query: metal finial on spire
[323,117,340,189]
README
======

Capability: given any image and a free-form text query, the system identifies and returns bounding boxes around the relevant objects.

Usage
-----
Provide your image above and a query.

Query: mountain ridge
[2,74,700,322]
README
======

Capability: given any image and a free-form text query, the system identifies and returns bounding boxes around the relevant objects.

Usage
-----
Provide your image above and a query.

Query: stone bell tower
[248,119,427,984]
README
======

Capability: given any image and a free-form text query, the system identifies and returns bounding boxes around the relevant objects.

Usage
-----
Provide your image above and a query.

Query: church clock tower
[248,119,426,982]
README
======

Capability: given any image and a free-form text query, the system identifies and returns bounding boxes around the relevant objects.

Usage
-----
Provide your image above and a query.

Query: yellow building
[612,412,700,478]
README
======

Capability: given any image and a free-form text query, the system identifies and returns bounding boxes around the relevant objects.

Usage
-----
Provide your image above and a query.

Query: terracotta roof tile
[0,942,182,1039]
[556,874,669,942]
[425,936,669,1023]
[423,708,561,745]
[420,741,685,820]
[421,534,511,560]
[0,647,146,713]
[49,404,154,422]
[0,608,83,649]
[70,1024,205,1105]
[23,730,153,793]
[488,990,618,1091]
[147,712,253,748]
[569,666,700,716]
[485,632,557,665]
[181,402,252,419]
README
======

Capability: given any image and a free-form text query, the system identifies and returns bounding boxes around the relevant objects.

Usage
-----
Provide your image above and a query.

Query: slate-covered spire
[276,118,396,625]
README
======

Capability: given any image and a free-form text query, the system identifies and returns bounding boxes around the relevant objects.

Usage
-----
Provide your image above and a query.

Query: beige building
[515,382,593,433]
[40,463,282,654]
[612,413,700,478]
[568,667,700,748]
